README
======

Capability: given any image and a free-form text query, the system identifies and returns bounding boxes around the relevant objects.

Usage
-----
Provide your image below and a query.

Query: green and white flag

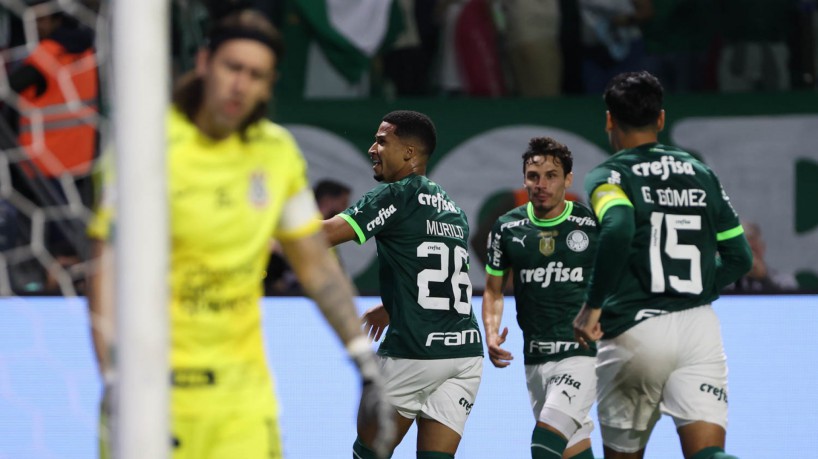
[281,0,403,99]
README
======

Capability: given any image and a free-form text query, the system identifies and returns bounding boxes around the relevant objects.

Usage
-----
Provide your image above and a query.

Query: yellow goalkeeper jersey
[89,108,321,415]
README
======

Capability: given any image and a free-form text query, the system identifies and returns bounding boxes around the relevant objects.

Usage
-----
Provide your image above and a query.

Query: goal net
[0,1,172,458]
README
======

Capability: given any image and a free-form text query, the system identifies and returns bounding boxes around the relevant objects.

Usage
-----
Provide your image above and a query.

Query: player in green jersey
[323,110,483,459]
[573,71,752,459]
[87,9,393,459]
[482,137,598,459]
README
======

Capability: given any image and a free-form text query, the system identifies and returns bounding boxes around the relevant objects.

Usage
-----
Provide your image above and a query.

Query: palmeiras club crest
[248,171,269,208]
[566,230,589,252]
[538,230,558,256]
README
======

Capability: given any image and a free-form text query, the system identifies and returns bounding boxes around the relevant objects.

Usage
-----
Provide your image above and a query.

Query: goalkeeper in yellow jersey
[86,9,394,459]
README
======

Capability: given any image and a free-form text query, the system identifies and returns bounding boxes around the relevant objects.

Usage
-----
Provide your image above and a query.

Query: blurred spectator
[497,0,563,96]
[382,0,435,96]
[724,221,799,293]
[264,179,352,295]
[717,0,793,92]
[11,3,97,181]
[579,0,653,94]
[454,0,507,96]
[434,0,468,95]
[1,2,98,294]
[559,0,584,94]
[640,0,717,92]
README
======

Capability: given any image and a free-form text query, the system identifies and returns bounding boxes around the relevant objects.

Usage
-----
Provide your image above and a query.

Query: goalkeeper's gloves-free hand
[348,336,396,459]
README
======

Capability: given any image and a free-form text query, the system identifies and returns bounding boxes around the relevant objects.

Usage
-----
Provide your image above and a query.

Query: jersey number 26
[416,242,473,314]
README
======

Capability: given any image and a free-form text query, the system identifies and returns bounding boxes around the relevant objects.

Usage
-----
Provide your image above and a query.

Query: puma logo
[512,234,527,247]
[353,207,362,215]
[562,390,575,404]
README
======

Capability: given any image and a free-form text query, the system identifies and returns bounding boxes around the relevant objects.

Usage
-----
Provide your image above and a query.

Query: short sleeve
[485,218,509,276]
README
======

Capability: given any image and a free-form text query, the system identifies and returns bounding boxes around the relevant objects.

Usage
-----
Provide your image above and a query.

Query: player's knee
[689,446,739,459]
[531,426,567,458]
[416,452,454,459]
[600,424,651,453]
[353,436,390,459]
[539,407,580,440]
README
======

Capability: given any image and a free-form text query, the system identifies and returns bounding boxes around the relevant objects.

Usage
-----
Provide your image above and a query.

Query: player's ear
[565,171,574,189]
[605,111,614,132]
[403,144,414,161]
[657,110,666,132]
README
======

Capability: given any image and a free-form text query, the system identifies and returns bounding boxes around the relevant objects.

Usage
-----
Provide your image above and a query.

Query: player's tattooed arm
[281,231,362,346]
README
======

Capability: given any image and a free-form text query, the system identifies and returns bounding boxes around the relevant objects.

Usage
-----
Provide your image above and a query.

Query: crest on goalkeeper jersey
[248,171,268,208]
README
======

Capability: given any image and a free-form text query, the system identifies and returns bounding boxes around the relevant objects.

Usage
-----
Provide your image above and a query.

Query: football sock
[690,446,739,459]
[353,437,383,459]
[566,447,595,459]
[416,452,454,458]
[531,426,567,458]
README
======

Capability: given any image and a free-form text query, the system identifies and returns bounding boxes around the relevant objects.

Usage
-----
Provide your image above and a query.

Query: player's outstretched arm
[280,232,395,458]
[281,231,361,344]
[482,272,513,368]
[323,215,357,247]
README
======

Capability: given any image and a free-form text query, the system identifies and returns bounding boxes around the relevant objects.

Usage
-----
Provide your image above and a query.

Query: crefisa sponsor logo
[366,204,397,231]
[418,192,459,213]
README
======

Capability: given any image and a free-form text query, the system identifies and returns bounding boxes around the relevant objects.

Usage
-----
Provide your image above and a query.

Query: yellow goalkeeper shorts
[171,408,283,459]
[98,406,283,459]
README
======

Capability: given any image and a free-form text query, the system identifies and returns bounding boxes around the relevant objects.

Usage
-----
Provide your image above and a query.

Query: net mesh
[0,0,106,297]
[0,2,110,458]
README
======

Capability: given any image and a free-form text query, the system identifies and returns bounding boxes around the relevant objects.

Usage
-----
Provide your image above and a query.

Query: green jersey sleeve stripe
[338,213,367,245]
[717,225,745,241]
[597,198,633,221]
[485,265,506,277]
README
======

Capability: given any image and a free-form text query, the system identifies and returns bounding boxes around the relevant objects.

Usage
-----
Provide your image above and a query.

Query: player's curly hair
[382,110,437,157]
[604,71,664,131]
[522,137,573,176]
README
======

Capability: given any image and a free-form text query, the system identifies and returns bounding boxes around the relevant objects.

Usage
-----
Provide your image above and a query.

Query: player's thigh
[379,357,451,420]
[526,357,596,439]
[596,318,678,432]
[173,410,282,459]
[421,356,483,438]
[416,416,463,454]
[662,306,729,429]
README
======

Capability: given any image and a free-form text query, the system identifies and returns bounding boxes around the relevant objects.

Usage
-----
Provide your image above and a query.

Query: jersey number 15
[649,212,703,294]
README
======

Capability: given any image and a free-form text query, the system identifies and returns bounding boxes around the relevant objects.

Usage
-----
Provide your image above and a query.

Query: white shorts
[525,356,596,447]
[379,356,483,437]
[596,305,728,444]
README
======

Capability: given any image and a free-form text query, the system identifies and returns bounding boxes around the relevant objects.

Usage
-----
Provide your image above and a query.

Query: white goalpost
[112,0,169,458]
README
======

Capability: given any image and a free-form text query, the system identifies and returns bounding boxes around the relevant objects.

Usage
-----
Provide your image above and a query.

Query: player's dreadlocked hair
[382,110,438,157]
[522,137,573,175]
[604,71,664,131]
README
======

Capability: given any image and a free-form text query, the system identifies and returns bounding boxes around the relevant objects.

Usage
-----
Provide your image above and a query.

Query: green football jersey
[340,174,483,360]
[486,201,599,364]
[585,143,744,338]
